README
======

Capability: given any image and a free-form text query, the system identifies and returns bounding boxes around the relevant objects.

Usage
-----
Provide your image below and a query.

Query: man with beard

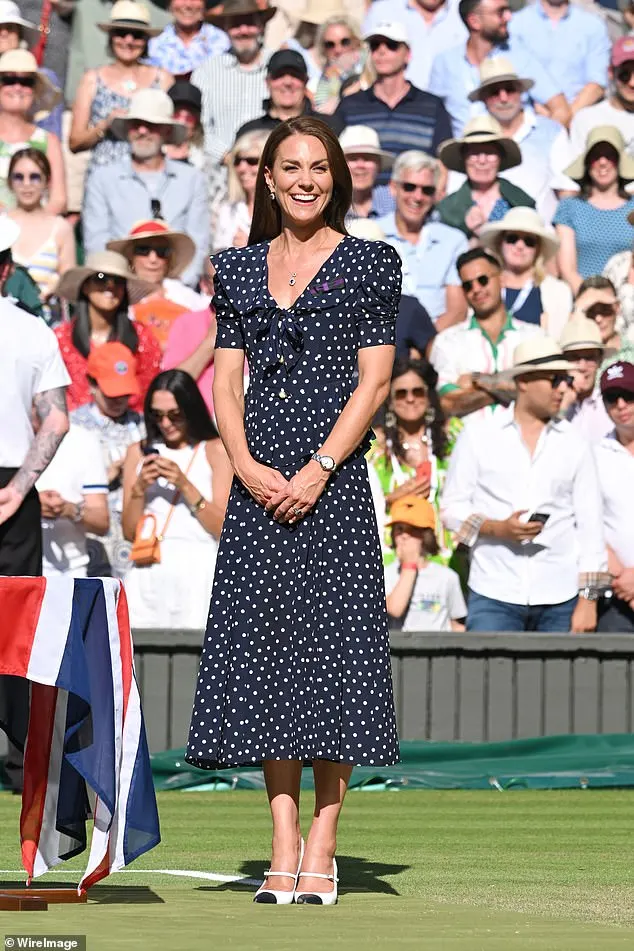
[82,89,209,287]
[428,0,569,136]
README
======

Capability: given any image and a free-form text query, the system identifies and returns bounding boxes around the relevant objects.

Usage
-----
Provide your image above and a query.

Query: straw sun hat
[479,207,560,261]
[107,219,196,279]
[97,0,162,36]
[438,116,521,174]
[109,88,188,145]
[56,250,155,305]
[564,125,634,183]
[468,57,534,102]
[207,0,277,27]
[0,49,62,117]
[299,0,345,25]
[508,337,572,378]
[339,126,394,170]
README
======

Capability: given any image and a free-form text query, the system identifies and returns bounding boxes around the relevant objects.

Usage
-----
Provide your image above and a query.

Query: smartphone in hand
[528,512,550,525]
[141,443,159,457]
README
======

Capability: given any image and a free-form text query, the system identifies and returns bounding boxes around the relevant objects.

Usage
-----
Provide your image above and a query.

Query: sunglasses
[503,232,539,249]
[585,302,616,320]
[603,389,634,405]
[393,386,428,401]
[91,272,127,289]
[111,27,147,41]
[368,37,401,52]
[396,182,436,196]
[234,154,259,167]
[617,65,634,84]
[133,244,171,259]
[487,81,521,96]
[550,373,575,388]
[0,74,36,87]
[461,274,491,293]
[149,408,185,423]
[10,171,42,183]
[324,36,352,50]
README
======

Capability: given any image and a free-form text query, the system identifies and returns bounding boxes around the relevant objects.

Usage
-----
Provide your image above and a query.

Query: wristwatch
[311,452,337,473]
[72,500,85,524]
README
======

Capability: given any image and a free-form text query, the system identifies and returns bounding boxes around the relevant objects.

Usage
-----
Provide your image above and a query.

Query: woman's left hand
[265,460,330,524]
[155,456,187,491]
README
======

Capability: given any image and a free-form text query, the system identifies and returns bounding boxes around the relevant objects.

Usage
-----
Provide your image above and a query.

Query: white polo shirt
[594,430,634,567]
[0,298,70,467]
[440,406,607,605]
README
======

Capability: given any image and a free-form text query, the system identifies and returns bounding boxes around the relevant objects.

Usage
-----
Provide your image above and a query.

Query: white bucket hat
[559,316,604,353]
[0,1,38,47]
[339,126,394,170]
[468,57,534,102]
[110,89,188,145]
[97,0,161,37]
[479,207,560,262]
[0,49,62,118]
[508,336,572,378]
[56,250,155,305]
[438,115,521,174]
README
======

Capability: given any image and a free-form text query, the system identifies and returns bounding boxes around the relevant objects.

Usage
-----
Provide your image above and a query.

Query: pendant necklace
[289,272,296,286]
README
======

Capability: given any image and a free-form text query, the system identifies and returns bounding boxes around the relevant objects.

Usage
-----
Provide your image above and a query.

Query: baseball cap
[385,496,436,530]
[600,360,634,394]
[364,21,409,46]
[611,36,634,68]
[86,342,140,398]
[167,80,202,113]
[267,49,308,80]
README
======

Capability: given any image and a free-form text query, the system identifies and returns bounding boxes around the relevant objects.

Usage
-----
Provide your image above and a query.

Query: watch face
[321,455,336,471]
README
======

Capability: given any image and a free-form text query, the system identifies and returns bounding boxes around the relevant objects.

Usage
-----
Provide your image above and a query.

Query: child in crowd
[384,496,466,632]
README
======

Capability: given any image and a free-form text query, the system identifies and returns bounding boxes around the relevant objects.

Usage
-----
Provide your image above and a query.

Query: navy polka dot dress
[185,236,402,769]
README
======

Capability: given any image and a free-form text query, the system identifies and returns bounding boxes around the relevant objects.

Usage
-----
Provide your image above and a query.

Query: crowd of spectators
[3,0,634,635]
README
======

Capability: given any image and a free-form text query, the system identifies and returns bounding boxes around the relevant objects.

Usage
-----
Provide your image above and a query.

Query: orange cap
[86,342,140,398]
[385,495,436,530]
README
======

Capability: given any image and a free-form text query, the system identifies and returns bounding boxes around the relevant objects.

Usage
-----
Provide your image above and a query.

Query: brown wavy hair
[248,116,352,245]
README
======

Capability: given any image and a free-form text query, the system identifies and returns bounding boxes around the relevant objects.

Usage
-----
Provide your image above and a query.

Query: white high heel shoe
[253,837,305,905]
[295,857,339,906]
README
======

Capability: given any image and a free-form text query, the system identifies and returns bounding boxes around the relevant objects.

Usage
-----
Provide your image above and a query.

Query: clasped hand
[242,459,329,524]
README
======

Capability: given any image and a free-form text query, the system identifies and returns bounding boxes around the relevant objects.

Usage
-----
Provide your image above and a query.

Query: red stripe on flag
[79,845,111,893]
[0,577,46,676]
[20,682,58,881]
[116,582,133,718]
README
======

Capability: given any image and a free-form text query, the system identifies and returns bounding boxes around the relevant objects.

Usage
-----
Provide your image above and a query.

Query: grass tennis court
[1,789,634,949]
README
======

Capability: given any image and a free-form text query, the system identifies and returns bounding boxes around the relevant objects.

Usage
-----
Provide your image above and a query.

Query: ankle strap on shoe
[298,871,338,882]
[264,870,298,879]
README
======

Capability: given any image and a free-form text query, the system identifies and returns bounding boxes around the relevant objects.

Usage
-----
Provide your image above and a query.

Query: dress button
[279,355,285,364]
[278,389,288,399]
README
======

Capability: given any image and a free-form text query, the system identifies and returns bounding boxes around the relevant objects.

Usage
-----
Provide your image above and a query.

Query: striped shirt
[335,84,453,186]
[192,51,270,165]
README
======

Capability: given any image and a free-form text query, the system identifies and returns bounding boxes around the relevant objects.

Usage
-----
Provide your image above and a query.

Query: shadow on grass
[0,880,164,905]
[198,856,409,897]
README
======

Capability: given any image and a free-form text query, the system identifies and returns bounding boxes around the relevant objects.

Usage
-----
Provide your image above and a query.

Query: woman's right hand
[134,456,160,494]
[389,473,431,503]
[239,460,288,508]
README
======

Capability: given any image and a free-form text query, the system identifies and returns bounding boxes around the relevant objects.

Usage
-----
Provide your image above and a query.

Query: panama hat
[0,49,62,118]
[110,89,188,145]
[97,0,161,36]
[438,116,521,174]
[107,219,196,279]
[559,316,604,353]
[339,126,394,170]
[57,251,155,305]
[207,0,277,27]
[564,125,634,183]
[0,1,38,47]
[468,57,534,102]
[508,336,572,378]
[479,207,559,261]
[299,0,345,25]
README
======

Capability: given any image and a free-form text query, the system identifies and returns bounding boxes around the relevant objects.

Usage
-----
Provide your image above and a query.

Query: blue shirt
[428,39,562,136]
[148,22,230,76]
[346,186,395,222]
[335,84,453,186]
[363,0,467,91]
[510,2,610,102]
[553,197,634,278]
[82,157,209,287]
[377,212,468,320]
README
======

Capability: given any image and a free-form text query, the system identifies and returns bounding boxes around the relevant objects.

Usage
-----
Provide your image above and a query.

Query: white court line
[0,869,262,886]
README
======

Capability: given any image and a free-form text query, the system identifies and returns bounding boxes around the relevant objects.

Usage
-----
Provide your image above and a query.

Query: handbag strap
[157,443,201,542]
[33,0,53,67]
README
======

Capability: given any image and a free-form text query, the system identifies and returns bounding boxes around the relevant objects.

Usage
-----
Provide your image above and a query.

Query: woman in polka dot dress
[186,117,402,905]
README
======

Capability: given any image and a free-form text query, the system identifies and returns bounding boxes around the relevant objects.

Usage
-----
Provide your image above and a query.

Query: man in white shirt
[441,336,608,633]
[430,247,540,419]
[594,360,634,632]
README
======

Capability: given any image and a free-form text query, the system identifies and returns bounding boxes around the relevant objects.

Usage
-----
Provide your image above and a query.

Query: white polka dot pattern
[185,236,402,769]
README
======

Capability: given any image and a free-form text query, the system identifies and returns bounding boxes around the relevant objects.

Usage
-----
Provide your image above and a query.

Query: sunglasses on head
[393,386,428,401]
[10,171,42,183]
[396,182,436,196]
[134,244,171,258]
[603,389,634,405]
[585,302,616,320]
[368,37,401,52]
[149,408,185,423]
[91,271,126,288]
[461,274,491,293]
[617,65,634,84]
[111,27,147,41]
[233,154,259,167]
[0,74,36,88]
[324,36,352,50]
[503,232,538,249]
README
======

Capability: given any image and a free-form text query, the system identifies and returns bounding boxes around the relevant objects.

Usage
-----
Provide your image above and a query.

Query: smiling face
[110,28,147,65]
[500,231,540,273]
[225,13,264,62]
[459,257,502,319]
[613,60,634,110]
[83,273,127,314]
[170,0,204,29]
[587,143,620,191]
[0,74,35,115]
[9,155,47,210]
[346,151,380,193]
[390,370,429,425]
[128,120,166,159]
[322,23,359,66]
[132,238,171,284]
[464,143,501,187]
[267,70,306,113]
[390,166,436,231]
[265,133,334,228]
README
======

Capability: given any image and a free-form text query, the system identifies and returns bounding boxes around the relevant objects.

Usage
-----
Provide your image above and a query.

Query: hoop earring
[269,189,276,201]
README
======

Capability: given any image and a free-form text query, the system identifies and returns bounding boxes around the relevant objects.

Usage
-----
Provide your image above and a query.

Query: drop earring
[269,189,276,201]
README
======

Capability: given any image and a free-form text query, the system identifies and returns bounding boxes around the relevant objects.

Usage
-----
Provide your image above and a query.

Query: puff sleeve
[212,270,245,350]
[354,242,402,349]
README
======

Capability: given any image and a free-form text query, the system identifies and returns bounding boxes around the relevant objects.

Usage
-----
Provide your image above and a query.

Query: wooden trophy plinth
[0,887,88,911]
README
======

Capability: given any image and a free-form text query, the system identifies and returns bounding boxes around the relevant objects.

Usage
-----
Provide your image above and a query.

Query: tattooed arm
[0,387,69,527]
